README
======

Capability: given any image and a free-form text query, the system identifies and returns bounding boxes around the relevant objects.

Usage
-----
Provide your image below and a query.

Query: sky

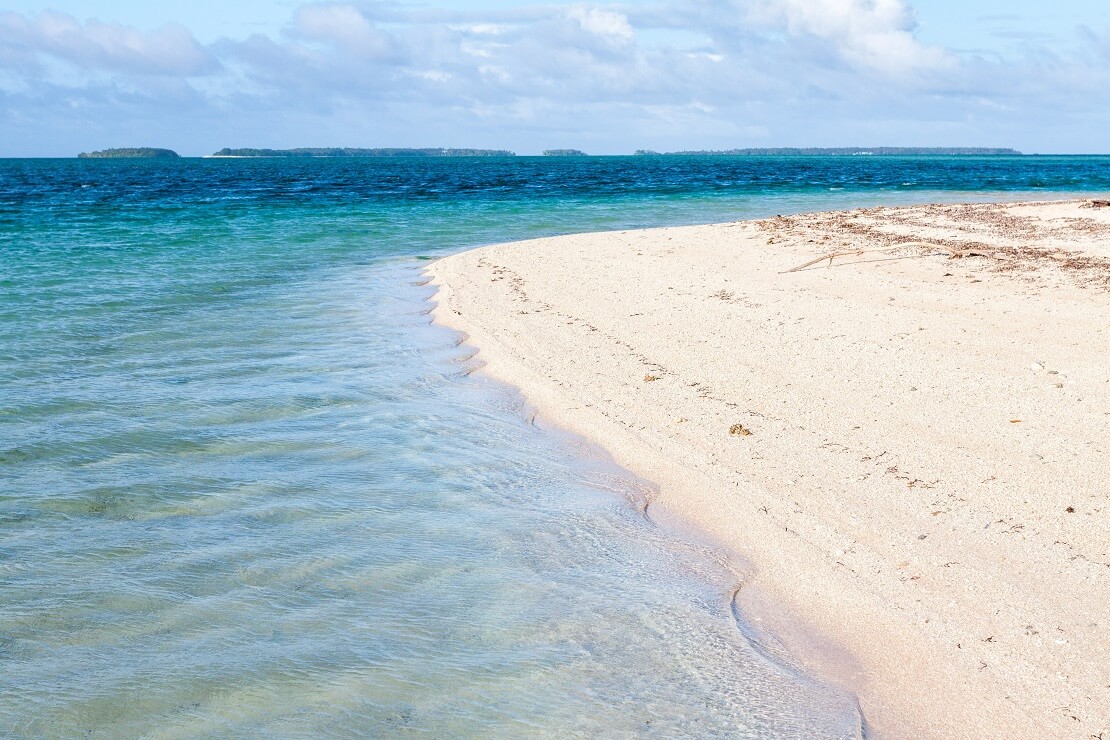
[0,1,1107,155]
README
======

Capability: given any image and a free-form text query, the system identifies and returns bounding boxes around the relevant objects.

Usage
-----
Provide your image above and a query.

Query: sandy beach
[429,199,1110,738]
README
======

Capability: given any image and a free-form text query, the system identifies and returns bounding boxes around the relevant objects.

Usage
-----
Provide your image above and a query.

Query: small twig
[781,250,866,273]
[780,241,974,274]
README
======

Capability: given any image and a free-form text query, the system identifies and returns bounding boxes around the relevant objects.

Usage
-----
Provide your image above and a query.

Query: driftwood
[780,241,990,274]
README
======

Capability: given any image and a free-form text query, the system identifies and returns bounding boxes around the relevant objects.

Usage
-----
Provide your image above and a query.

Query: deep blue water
[2,156,1108,737]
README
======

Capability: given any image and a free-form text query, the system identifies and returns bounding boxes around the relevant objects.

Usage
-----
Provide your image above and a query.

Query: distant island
[210,147,515,158]
[543,149,588,156]
[78,148,180,159]
[636,147,1021,156]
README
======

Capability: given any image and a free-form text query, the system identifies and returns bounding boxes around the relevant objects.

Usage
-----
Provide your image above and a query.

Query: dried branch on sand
[780,241,991,274]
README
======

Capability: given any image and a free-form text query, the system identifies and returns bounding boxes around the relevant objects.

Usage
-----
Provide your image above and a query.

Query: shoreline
[428,199,1110,738]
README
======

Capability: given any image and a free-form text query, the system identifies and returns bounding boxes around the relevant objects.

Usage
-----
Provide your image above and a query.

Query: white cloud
[745,0,952,73]
[0,10,217,76]
[293,4,395,59]
[566,6,634,43]
[447,24,513,37]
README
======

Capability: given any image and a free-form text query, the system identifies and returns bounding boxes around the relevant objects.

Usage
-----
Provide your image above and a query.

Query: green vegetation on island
[637,147,1022,156]
[543,149,588,156]
[211,147,515,158]
[78,148,180,159]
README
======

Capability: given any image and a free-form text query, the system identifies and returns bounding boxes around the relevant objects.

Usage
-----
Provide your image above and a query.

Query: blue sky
[1,1,1107,155]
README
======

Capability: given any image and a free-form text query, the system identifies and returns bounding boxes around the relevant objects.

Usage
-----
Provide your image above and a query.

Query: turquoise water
[3,156,1109,737]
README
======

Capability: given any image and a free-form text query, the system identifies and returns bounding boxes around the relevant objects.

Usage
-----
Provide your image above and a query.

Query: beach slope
[429,200,1110,738]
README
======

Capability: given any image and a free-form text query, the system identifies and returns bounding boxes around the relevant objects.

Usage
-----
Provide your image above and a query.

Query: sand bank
[428,200,1110,738]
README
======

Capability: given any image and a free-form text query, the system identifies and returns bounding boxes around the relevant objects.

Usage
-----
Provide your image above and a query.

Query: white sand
[429,200,1110,738]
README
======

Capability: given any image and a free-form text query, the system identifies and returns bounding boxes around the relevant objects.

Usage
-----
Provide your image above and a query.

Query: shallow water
[3,156,1108,736]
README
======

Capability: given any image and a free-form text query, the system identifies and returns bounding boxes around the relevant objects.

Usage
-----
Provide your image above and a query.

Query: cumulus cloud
[566,6,635,43]
[743,0,951,73]
[292,4,398,60]
[0,10,218,76]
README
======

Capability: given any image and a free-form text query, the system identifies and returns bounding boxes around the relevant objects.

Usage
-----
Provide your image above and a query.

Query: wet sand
[429,199,1110,738]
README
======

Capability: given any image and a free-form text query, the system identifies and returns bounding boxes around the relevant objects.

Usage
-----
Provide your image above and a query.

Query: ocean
[3,155,1108,737]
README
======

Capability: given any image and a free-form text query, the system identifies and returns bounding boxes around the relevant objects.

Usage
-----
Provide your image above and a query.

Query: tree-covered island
[638,147,1021,156]
[78,148,180,159]
[210,147,516,157]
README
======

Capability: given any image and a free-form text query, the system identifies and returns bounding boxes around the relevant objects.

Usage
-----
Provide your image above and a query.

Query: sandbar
[428,200,1110,738]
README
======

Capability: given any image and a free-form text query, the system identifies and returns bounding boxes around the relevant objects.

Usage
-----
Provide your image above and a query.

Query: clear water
[3,156,1108,737]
